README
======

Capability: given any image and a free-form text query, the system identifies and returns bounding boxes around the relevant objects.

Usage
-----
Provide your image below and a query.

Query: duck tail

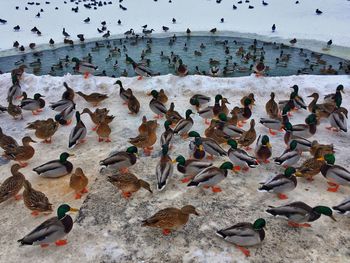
[187,181,198,187]
[266,207,277,216]
[258,185,270,192]
[215,230,226,238]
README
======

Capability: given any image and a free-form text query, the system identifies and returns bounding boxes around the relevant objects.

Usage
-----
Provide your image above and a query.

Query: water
[0,36,348,77]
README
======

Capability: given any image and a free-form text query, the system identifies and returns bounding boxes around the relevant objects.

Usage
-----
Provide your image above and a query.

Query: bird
[162,26,169,32]
[172,18,176,23]
[26,118,59,143]
[3,136,36,167]
[333,197,350,215]
[272,24,276,32]
[22,180,52,216]
[118,19,121,25]
[262,1,268,6]
[227,139,259,172]
[68,111,87,148]
[84,17,90,23]
[0,127,18,151]
[100,146,138,173]
[13,25,20,31]
[0,18,7,24]
[316,9,323,15]
[33,152,74,178]
[210,28,217,33]
[327,39,332,47]
[289,38,297,45]
[69,168,88,199]
[62,28,70,37]
[17,204,78,247]
[49,38,54,45]
[76,91,108,107]
[102,30,110,38]
[156,144,174,191]
[20,93,45,115]
[0,164,25,203]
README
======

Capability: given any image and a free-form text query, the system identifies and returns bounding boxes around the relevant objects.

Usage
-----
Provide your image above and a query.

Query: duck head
[181,205,199,216]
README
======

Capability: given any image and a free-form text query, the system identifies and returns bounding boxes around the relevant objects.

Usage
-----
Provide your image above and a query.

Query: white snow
[0,0,350,58]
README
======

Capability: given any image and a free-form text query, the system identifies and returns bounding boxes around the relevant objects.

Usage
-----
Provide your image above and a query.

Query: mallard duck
[115,80,132,104]
[310,140,334,158]
[190,94,210,110]
[55,102,76,125]
[131,60,156,79]
[81,108,109,130]
[100,146,138,173]
[108,172,152,198]
[68,111,87,148]
[227,139,259,172]
[216,218,266,257]
[324,84,344,104]
[332,197,350,215]
[278,92,297,113]
[156,144,174,191]
[76,91,108,107]
[228,107,239,126]
[307,93,334,119]
[188,131,226,159]
[274,140,302,167]
[158,89,168,104]
[142,205,199,235]
[62,82,75,100]
[20,93,45,115]
[129,123,157,156]
[204,119,230,144]
[255,135,272,163]
[160,120,174,147]
[218,113,244,138]
[259,167,297,199]
[26,118,59,143]
[69,167,88,199]
[174,155,213,183]
[237,98,253,127]
[149,90,167,119]
[187,162,234,192]
[127,89,140,114]
[295,157,324,181]
[23,180,52,216]
[189,137,206,160]
[259,106,289,136]
[198,94,223,124]
[33,152,74,178]
[138,116,158,135]
[96,120,111,142]
[0,127,18,150]
[166,102,183,125]
[319,153,350,192]
[18,204,78,247]
[7,100,23,119]
[240,93,255,108]
[50,99,74,112]
[3,136,36,167]
[290,85,307,110]
[238,119,256,150]
[7,83,22,102]
[72,57,98,78]
[173,109,194,138]
[266,201,336,227]
[220,98,230,115]
[176,59,188,76]
[328,107,348,132]
[265,92,279,119]
[0,164,25,203]
[283,116,317,141]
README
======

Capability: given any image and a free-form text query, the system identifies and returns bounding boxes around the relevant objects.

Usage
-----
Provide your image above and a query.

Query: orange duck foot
[206,155,214,160]
[234,166,241,172]
[19,162,28,167]
[31,210,39,216]
[66,119,72,125]
[244,146,252,151]
[288,221,311,228]
[92,126,98,131]
[277,193,288,200]
[122,192,132,199]
[242,167,249,172]
[40,244,49,248]
[236,245,250,257]
[81,188,88,194]
[43,138,52,144]
[327,185,339,192]
[55,240,68,246]
[105,138,111,142]
[14,194,22,201]
[75,193,82,199]
[269,129,277,136]
[181,177,191,183]
[137,76,143,80]
[32,111,39,115]
[211,186,222,193]
[263,159,270,164]
[98,137,104,142]
[37,109,43,112]
[83,72,89,79]
[162,229,171,235]
[119,167,129,174]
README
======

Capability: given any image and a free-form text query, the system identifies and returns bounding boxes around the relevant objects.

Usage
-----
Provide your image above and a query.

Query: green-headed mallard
[265,92,279,119]
[127,89,140,114]
[227,139,259,172]
[69,167,88,199]
[100,146,138,173]
[255,135,272,163]
[72,57,98,78]
[18,204,78,247]
[76,91,108,107]
[33,152,74,178]
[259,167,297,199]
[189,137,206,160]
[332,197,350,215]
[142,205,199,235]
[218,113,244,138]
[149,90,167,119]
[290,85,307,110]
[7,83,22,102]
[238,119,256,150]
[328,107,348,132]
[62,82,75,100]
[23,179,52,216]
[160,120,174,147]
[26,118,59,143]
[274,140,301,167]
[166,102,183,125]
[0,127,18,150]
[156,144,173,191]
[266,201,336,227]
[188,131,226,159]
[68,111,87,148]
[108,172,152,198]
[237,98,253,127]
[259,106,289,136]
[174,155,213,183]
[0,164,25,203]
[283,115,317,141]
[190,94,211,110]
[216,218,266,257]
[115,80,132,104]
[173,109,194,138]
[3,136,36,167]
[187,162,233,193]
[319,153,350,192]
[324,84,344,104]
[20,93,45,115]
[198,94,223,124]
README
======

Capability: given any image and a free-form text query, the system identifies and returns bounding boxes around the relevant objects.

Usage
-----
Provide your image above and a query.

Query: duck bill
[70,208,79,212]
[194,211,200,216]
[199,145,204,151]
[317,157,324,161]
[330,215,337,221]
[69,153,75,157]
[341,90,345,94]
[171,160,177,164]
[266,142,272,148]
[295,171,303,177]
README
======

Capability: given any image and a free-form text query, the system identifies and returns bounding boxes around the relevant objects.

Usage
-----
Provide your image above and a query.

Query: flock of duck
[0,63,349,256]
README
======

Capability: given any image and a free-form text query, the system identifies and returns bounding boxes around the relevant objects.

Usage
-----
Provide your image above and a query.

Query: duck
[81,108,110,131]
[283,115,317,141]
[127,89,140,114]
[319,153,350,192]
[332,197,350,215]
[72,57,98,78]
[259,106,289,136]
[310,140,334,158]
[3,136,36,167]
[228,107,239,126]
[76,91,108,107]
[166,102,183,125]
[307,92,335,119]
[142,205,199,235]
[255,135,272,163]
[176,59,188,76]
[189,137,206,160]
[7,83,22,103]
[7,100,23,119]
[20,93,45,115]
[100,146,138,173]
[266,201,335,228]
[156,144,174,191]
[55,101,76,125]
[26,118,59,143]
[96,120,111,142]
[190,94,211,110]
[115,80,132,104]
[218,113,244,138]
[295,156,324,181]
[238,119,256,150]
[204,119,230,144]
[188,131,226,159]
[69,168,88,199]
[259,167,297,199]
[227,139,259,172]
[187,162,234,193]
[209,66,220,77]
[237,98,253,127]
[324,84,344,104]
[328,107,348,132]
[23,180,52,216]
[138,116,158,135]
[62,82,75,100]
[216,218,266,257]
[18,204,78,247]
[0,127,18,150]
[160,120,174,147]
[220,98,230,116]
[240,93,255,108]
[265,92,279,119]
[33,152,74,178]
[50,98,74,112]
[174,155,213,183]
[108,172,152,198]
[68,111,87,148]
[173,109,194,138]
[274,140,302,167]
[131,59,156,79]
[149,90,167,119]
[129,124,157,156]
[198,94,223,124]
[158,89,168,104]
[0,164,25,203]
